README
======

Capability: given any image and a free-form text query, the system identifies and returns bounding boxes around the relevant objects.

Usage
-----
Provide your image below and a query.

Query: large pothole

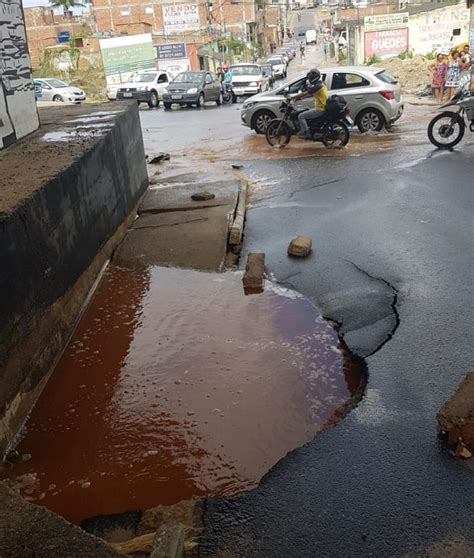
[2,266,363,523]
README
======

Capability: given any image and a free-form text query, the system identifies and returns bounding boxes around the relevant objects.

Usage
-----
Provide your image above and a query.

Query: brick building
[24,7,92,69]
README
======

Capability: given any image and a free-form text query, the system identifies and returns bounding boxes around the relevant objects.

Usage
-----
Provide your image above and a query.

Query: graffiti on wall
[0,0,39,149]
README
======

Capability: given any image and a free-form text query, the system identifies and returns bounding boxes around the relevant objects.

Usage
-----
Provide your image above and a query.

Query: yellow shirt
[313,85,329,111]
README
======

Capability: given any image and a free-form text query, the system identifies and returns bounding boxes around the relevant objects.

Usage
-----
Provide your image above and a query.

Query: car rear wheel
[356,108,385,133]
[148,90,159,108]
[251,109,276,134]
[53,95,64,102]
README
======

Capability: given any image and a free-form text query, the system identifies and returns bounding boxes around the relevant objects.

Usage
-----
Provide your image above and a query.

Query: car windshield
[268,58,283,65]
[131,73,157,83]
[376,70,398,85]
[45,79,68,88]
[173,72,203,83]
[230,66,261,76]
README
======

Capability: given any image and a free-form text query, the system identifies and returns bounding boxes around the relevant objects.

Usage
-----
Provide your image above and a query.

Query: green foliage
[425,51,437,60]
[366,54,381,65]
[397,50,413,60]
[49,0,86,11]
[224,37,246,55]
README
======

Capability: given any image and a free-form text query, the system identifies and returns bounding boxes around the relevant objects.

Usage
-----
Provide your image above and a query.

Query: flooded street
[2,265,362,523]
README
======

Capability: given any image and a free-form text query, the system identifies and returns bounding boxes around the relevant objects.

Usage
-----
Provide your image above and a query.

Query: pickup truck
[229,64,266,97]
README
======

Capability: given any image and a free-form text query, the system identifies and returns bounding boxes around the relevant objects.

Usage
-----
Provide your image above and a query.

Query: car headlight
[243,101,257,110]
[249,82,258,87]
[187,88,198,94]
[137,86,149,91]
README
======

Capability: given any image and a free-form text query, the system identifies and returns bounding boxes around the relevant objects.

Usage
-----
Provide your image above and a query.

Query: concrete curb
[228,180,248,255]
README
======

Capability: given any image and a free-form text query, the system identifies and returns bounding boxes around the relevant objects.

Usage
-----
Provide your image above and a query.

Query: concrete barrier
[0,102,148,453]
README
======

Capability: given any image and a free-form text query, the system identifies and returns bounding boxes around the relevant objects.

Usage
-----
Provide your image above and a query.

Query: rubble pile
[377,55,431,94]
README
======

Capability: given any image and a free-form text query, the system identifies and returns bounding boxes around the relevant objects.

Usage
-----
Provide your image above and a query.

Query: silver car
[240,66,404,134]
[33,78,86,103]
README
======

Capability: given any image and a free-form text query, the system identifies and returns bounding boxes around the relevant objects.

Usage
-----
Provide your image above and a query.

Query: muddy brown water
[2,266,362,524]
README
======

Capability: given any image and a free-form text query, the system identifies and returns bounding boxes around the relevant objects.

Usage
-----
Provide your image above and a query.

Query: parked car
[261,64,275,89]
[229,64,266,97]
[240,66,404,134]
[33,78,86,103]
[116,70,172,108]
[162,71,222,109]
[267,56,287,79]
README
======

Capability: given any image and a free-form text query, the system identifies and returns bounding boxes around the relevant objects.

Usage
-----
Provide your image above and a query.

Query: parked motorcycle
[427,84,474,149]
[222,81,235,105]
[265,95,352,148]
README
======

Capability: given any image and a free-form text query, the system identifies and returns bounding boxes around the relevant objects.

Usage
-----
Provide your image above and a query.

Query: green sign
[101,41,156,76]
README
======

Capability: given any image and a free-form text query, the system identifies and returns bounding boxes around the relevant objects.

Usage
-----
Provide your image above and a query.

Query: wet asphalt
[138,39,474,557]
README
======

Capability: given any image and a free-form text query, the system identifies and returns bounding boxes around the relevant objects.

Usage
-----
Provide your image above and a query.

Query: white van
[306,30,317,45]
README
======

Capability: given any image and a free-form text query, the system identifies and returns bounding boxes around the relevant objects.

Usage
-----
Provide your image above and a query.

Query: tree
[49,0,86,15]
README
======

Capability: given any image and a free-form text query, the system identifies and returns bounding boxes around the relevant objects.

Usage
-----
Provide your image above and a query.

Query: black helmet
[306,69,321,84]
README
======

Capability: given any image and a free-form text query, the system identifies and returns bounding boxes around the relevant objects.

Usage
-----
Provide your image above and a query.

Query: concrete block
[437,371,474,456]
[228,181,248,252]
[243,253,265,293]
[288,236,312,257]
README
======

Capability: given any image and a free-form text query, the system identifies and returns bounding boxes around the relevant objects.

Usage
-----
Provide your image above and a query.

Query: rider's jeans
[299,109,323,132]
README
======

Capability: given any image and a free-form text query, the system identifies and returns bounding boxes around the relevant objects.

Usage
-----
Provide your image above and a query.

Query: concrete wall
[0,103,148,453]
[409,4,471,55]
[0,0,39,149]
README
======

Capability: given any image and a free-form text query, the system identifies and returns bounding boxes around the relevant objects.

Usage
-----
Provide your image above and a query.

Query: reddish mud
[2,266,362,523]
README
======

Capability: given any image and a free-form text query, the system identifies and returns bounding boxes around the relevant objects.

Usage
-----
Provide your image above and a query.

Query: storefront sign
[162,4,200,34]
[155,43,187,60]
[364,13,409,32]
[365,28,409,59]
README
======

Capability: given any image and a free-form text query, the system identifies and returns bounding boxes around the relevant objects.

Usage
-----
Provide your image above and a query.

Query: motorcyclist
[293,69,329,139]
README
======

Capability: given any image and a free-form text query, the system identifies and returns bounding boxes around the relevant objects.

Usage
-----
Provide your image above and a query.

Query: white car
[267,56,287,79]
[230,64,266,97]
[115,70,172,108]
[33,78,86,103]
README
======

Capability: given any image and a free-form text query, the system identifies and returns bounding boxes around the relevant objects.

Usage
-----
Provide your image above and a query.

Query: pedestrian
[300,42,305,60]
[460,45,471,86]
[445,51,464,101]
[429,53,447,102]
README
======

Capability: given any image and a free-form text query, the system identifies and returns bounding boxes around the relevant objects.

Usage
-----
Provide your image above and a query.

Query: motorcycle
[427,83,474,149]
[221,81,235,105]
[265,95,352,148]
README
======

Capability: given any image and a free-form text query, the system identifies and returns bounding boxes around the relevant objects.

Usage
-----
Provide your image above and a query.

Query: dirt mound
[377,55,431,94]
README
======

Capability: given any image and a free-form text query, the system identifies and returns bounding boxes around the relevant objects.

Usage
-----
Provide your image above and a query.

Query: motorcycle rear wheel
[321,121,350,148]
[266,120,292,147]
[427,111,465,149]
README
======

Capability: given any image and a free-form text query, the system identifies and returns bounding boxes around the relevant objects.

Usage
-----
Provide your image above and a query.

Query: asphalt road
[139,47,474,557]
[198,143,474,557]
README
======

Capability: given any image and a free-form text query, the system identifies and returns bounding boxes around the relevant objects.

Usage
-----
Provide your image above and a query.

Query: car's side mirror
[283,87,289,94]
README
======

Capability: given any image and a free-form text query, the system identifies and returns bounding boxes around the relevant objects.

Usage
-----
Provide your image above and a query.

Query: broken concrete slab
[139,180,239,214]
[191,191,215,201]
[437,371,474,456]
[152,524,185,558]
[288,235,312,257]
[147,152,170,164]
[243,253,265,294]
[0,482,120,557]
[111,532,155,555]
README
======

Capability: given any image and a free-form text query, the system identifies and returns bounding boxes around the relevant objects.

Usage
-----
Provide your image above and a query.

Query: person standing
[460,45,471,86]
[445,51,463,100]
[429,53,448,102]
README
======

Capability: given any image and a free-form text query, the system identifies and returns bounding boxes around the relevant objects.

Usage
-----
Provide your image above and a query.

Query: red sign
[365,28,409,59]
